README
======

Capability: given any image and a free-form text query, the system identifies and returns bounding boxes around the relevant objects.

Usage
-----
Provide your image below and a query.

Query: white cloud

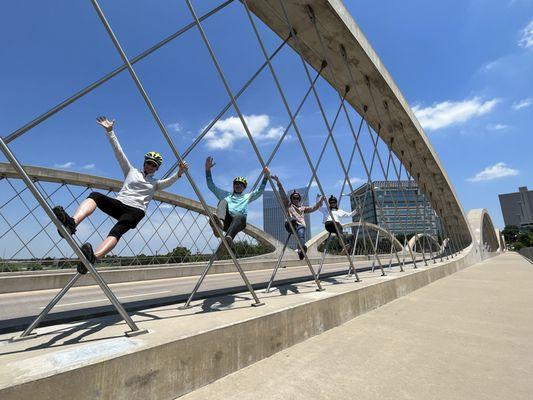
[336,177,364,187]
[168,122,182,132]
[54,161,75,169]
[518,19,533,48]
[203,114,283,150]
[412,97,500,131]
[467,162,519,182]
[82,163,96,170]
[512,98,533,110]
[486,123,509,131]
[483,59,501,71]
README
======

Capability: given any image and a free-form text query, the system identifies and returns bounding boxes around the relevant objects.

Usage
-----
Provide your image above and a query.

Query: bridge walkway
[182,252,533,400]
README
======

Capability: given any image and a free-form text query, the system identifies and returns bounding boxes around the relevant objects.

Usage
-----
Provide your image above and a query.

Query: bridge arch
[467,209,500,256]
[305,221,404,256]
[407,233,442,254]
[0,163,282,269]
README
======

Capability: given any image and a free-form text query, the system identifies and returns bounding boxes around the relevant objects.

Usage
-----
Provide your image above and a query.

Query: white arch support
[305,221,404,256]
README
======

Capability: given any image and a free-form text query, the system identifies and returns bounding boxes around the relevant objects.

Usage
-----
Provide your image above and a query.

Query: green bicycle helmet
[233,176,248,188]
[144,151,163,167]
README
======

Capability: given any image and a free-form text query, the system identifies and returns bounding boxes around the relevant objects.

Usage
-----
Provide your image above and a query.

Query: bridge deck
[0,249,475,399]
[183,252,533,400]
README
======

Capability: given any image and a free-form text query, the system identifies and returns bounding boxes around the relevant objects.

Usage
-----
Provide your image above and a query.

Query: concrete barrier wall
[0,254,414,294]
[1,248,479,400]
[519,247,533,262]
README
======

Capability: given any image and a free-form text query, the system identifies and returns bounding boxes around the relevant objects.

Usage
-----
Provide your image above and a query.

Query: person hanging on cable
[272,175,325,260]
[320,194,357,253]
[205,156,269,257]
[52,116,188,274]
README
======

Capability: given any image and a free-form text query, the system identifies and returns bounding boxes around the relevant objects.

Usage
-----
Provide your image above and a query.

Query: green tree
[502,225,519,245]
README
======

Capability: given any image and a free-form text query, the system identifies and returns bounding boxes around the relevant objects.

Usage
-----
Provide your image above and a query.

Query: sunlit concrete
[182,252,533,400]
[0,246,477,400]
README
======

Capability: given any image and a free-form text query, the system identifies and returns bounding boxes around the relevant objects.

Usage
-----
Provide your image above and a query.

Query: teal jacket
[206,171,268,216]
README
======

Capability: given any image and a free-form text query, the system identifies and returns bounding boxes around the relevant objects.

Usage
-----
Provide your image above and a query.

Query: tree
[502,225,519,245]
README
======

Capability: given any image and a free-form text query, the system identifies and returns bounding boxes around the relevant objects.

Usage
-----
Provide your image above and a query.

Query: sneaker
[77,243,95,275]
[209,215,224,238]
[298,245,308,261]
[52,206,76,238]
[215,236,234,259]
[224,235,234,249]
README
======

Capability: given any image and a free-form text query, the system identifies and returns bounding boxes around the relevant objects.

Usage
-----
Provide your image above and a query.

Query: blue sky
[1,0,532,239]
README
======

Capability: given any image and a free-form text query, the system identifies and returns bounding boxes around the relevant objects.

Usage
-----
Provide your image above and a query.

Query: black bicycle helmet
[290,190,302,202]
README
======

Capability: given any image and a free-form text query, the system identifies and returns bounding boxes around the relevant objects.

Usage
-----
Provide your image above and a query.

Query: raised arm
[97,116,132,177]
[271,175,289,207]
[249,166,270,203]
[205,157,230,200]
[338,208,358,219]
[318,195,329,217]
[304,195,325,213]
[157,161,188,190]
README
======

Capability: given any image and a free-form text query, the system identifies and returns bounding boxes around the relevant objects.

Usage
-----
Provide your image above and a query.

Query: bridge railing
[0,164,277,273]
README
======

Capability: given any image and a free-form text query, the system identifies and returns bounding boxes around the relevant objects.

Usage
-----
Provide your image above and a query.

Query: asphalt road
[0,259,391,333]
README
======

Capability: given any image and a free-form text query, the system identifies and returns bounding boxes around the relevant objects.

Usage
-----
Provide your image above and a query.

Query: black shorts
[325,220,343,235]
[88,192,145,240]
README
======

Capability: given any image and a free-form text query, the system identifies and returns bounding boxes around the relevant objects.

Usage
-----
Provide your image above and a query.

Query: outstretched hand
[96,116,115,132]
[178,161,189,177]
[263,166,270,178]
[205,156,215,171]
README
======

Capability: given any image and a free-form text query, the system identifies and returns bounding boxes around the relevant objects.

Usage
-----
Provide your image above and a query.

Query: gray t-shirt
[106,130,182,211]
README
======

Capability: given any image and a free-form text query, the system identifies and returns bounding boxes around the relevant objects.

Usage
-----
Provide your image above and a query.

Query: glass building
[498,186,533,229]
[263,187,311,249]
[350,181,440,236]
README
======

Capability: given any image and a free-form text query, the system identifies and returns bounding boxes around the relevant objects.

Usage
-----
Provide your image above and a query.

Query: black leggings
[216,199,247,239]
[325,221,354,251]
[88,192,145,240]
[325,221,343,235]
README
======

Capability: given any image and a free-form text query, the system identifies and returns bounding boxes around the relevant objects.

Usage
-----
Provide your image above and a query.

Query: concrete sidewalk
[182,252,533,400]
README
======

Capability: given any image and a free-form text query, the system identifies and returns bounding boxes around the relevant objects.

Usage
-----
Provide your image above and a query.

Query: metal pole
[371,230,380,272]
[419,183,437,263]
[406,169,428,267]
[14,273,81,340]
[90,0,267,305]
[316,234,331,279]
[306,6,399,276]
[265,233,291,293]
[185,0,325,290]
[338,54,410,272]
[178,253,217,309]
[243,0,360,281]
[249,67,325,191]
[386,139,418,269]
[3,0,235,144]
[0,137,144,336]
[161,36,291,179]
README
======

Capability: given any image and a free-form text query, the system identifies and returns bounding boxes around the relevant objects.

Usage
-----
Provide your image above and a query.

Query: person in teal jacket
[205,156,269,254]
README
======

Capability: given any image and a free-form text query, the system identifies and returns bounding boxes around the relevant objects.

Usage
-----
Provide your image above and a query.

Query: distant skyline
[1,0,532,231]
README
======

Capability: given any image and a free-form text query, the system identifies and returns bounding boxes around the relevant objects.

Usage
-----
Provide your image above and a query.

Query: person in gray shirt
[53,116,188,274]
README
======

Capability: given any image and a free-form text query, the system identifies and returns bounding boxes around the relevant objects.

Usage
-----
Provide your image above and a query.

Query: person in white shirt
[320,195,357,253]
[52,116,188,274]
